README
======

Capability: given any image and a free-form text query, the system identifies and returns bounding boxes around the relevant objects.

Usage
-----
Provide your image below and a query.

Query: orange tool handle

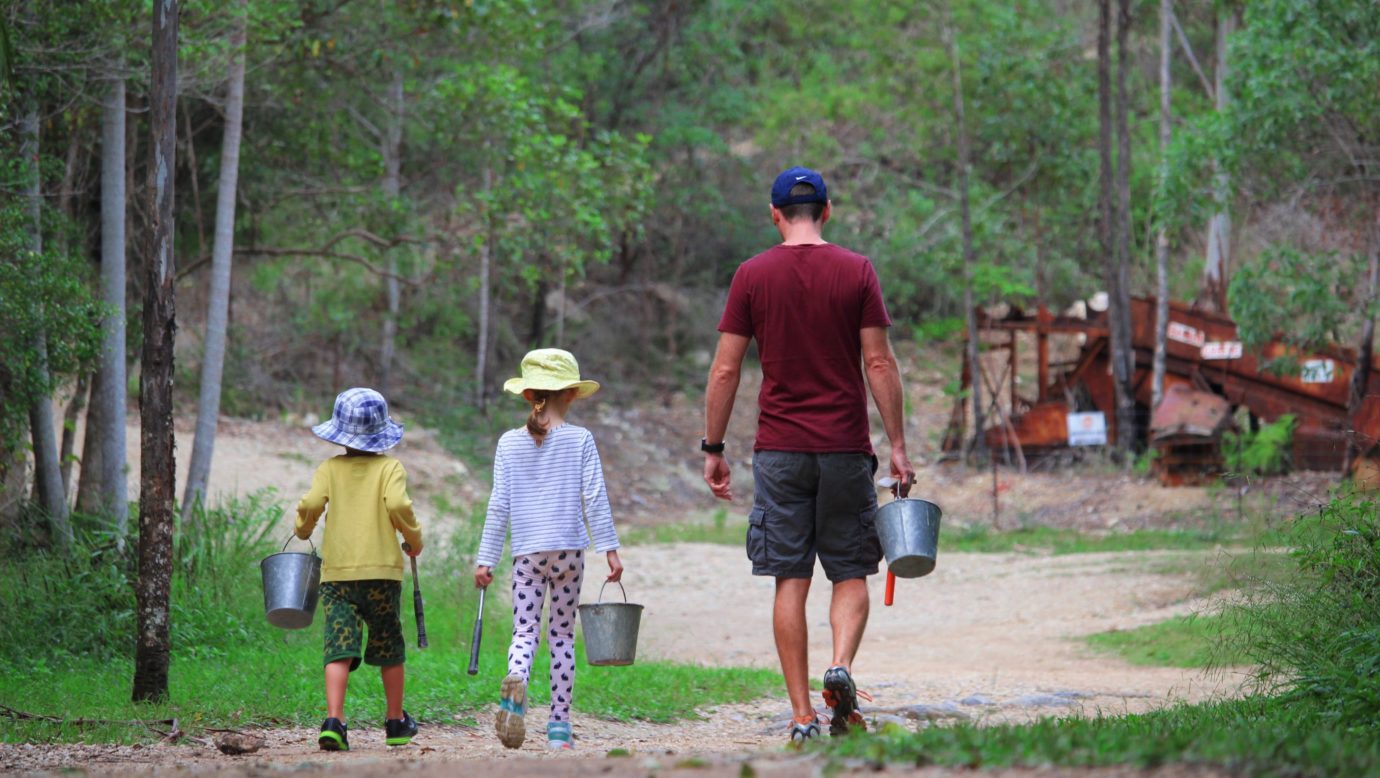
[884,569,896,606]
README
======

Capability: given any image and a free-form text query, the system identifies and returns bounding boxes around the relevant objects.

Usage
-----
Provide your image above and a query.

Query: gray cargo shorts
[747,450,882,583]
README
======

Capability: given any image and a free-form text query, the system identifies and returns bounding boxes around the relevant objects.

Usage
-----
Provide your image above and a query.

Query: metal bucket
[260,536,322,629]
[577,581,643,666]
[875,498,942,578]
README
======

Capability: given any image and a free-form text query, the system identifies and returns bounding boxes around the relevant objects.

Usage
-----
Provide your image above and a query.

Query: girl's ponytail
[526,389,555,444]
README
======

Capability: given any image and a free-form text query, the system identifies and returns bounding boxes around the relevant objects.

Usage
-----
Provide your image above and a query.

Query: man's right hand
[891,449,917,498]
[704,453,733,500]
[474,566,493,589]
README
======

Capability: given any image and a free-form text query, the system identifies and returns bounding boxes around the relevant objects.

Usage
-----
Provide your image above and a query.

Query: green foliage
[1221,414,1296,477]
[1228,247,1362,364]
[944,524,1231,554]
[0,206,103,459]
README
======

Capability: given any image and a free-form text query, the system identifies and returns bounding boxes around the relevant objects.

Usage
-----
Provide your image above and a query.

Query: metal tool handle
[596,580,628,604]
[403,543,428,649]
[467,587,485,675]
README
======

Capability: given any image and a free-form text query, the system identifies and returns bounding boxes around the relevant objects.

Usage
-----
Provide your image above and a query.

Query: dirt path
[3,543,1243,775]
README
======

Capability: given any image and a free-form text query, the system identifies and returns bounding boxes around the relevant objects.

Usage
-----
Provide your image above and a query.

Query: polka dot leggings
[508,549,584,724]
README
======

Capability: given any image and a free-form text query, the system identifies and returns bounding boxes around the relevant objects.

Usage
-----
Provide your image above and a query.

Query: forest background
[2,0,1379,724]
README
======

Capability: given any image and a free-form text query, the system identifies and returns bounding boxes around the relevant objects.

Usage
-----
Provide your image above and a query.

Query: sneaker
[318,717,350,751]
[788,714,821,748]
[821,666,869,736]
[384,710,418,746]
[546,721,573,751]
[495,673,528,749]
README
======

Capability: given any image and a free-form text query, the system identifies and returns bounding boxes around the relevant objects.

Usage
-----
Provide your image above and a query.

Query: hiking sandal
[788,714,821,748]
[495,673,528,749]
[822,666,872,736]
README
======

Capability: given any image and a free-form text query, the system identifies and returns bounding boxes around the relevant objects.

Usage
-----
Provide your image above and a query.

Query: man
[702,166,916,745]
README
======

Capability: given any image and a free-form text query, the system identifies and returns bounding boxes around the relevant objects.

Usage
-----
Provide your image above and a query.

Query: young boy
[296,387,424,751]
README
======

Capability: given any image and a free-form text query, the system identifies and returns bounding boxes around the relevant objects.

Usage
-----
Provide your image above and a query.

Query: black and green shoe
[385,711,418,746]
[318,717,350,751]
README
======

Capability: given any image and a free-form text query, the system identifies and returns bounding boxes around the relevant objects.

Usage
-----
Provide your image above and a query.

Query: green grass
[824,697,1380,775]
[0,495,781,744]
[1086,613,1252,668]
[621,508,745,546]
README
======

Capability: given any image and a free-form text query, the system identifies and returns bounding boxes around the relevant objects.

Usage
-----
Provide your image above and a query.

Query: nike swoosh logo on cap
[795,175,807,180]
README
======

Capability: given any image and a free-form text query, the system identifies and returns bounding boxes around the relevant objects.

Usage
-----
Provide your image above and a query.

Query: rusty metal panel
[1151,386,1232,439]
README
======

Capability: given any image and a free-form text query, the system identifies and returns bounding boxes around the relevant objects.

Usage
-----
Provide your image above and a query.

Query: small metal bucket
[577,581,643,666]
[875,498,942,578]
[260,535,322,629]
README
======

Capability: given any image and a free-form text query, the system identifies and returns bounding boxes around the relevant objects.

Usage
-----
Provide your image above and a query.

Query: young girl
[474,348,624,751]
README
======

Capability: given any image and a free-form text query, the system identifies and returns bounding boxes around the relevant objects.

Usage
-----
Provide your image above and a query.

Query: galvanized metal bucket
[260,535,322,629]
[577,581,643,666]
[875,498,942,579]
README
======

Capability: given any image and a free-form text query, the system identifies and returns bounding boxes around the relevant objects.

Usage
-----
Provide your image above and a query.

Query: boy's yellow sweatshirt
[295,453,423,582]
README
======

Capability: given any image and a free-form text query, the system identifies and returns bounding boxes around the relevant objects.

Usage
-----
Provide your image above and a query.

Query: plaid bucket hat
[311,388,404,452]
[502,349,600,398]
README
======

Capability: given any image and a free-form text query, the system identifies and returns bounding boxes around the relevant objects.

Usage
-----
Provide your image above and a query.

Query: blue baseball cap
[770,166,828,207]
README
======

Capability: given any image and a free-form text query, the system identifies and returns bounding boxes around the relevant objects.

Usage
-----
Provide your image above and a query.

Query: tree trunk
[1151,0,1173,411]
[1201,9,1234,311]
[378,69,403,398]
[946,18,985,463]
[59,375,89,500]
[21,96,73,546]
[1096,0,1125,448]
[475,165,492,412]
[183,4,247,522]
[1108,0,1137,453]
[528,278,549,348]
[1344,208,1380,476]
[79,76,130,534]
[134,0,179,705]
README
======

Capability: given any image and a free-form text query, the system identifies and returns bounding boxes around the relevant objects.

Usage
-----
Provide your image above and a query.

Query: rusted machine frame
[949,297,1380,479]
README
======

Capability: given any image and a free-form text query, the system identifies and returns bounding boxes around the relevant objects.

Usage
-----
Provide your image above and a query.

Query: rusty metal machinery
[947,297,1380,485]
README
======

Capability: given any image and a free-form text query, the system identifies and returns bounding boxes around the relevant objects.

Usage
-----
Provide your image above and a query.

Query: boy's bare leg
[325,659,352,720]
[774,577,813,720]
[829,578,869,669]
[381,664,404,720]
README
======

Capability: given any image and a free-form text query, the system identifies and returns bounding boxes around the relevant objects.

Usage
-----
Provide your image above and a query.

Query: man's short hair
[777,183,826,223]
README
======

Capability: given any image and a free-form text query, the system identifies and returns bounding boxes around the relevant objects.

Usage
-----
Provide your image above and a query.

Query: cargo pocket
[746,506,768,567]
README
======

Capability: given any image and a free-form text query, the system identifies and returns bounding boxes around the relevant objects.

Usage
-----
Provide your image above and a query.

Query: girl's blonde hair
[525,389,559,444]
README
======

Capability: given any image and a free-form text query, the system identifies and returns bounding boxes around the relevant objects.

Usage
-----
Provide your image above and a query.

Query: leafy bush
[0,493,282,666]
[1222,414,1295,476]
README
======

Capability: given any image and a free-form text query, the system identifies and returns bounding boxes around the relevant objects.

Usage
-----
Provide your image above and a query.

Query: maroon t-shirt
[717,243,893,453]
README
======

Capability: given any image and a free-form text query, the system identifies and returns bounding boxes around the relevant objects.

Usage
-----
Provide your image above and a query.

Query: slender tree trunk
[78,76,130,534]
[22,97,73,546]
[475,165,493,413]
[183,4,247,522]
[1344,207,1380,476]
[57,118,86,504]
[134,0,179,704]
[1201,9,1234,311]
[378,69,403,397]
[1151,0,1173,411]
[59,375,89,499]
[1096,0,1124,447]
[1108,0,1137,453]
[947,17,984,463]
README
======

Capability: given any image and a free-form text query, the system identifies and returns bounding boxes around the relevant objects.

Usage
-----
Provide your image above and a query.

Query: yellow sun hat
[503,348,601,398]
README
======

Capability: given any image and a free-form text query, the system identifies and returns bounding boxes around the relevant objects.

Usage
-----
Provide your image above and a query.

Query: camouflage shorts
[320,580,405,671]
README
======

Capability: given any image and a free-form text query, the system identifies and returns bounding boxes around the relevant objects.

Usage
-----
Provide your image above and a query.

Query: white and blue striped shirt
[476,423,620,567]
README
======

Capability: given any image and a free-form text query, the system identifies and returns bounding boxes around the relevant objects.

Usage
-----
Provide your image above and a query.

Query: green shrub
[1221,414,1296,477]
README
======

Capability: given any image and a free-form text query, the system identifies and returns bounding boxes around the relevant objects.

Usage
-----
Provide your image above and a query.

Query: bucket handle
[595,580,627,604]
[281,533,318,556]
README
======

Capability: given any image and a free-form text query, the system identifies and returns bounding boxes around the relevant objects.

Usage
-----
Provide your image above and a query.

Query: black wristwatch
[700,438,725,454]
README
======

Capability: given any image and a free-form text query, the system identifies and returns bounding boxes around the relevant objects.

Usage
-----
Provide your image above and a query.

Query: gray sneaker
[822,666,868,736]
